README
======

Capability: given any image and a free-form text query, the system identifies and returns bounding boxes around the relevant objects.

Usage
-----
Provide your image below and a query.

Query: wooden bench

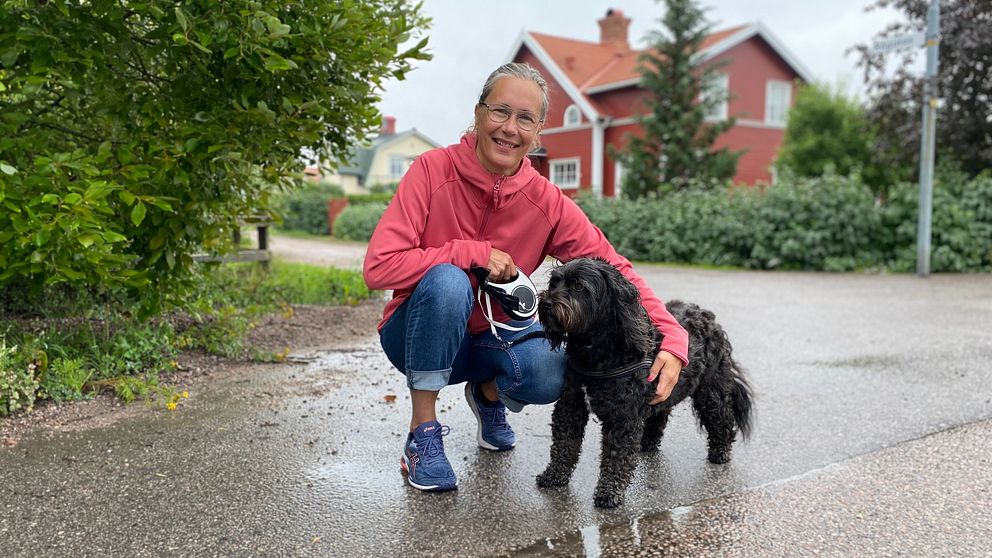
[192,216,272,267]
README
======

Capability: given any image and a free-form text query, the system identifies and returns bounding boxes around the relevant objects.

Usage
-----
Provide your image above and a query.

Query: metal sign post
[870,1,940,277]
[916,0,940,277]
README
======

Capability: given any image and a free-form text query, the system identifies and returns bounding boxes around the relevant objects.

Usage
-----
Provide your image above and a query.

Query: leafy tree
[614,0,741,199]
[0,0,429,315]
[850,0,992,177]
[775,83,898,198]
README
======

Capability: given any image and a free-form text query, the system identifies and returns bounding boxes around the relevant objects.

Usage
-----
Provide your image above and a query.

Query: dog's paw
[593,490,624,509]
[536,469,571,488]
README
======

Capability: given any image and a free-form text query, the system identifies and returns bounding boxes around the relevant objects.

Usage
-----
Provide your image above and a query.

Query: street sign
[871,31,926,54]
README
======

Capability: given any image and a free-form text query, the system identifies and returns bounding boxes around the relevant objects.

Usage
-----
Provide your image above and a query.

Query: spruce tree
[615,0,741,199]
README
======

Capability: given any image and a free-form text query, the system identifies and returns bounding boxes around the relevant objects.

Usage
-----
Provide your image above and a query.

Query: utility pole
[916,0,940,277]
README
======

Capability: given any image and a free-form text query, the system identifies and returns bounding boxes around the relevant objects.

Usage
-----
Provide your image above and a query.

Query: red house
[507,9,814,196]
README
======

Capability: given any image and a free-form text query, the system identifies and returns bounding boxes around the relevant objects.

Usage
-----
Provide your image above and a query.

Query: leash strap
[478,286,537,341]
[570,358,654,379]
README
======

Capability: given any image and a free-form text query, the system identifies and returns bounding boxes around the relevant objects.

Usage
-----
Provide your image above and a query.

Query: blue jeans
[379,264,566,412]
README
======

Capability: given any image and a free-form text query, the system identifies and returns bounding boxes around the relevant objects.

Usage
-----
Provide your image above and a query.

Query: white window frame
[765,80,792,127]
[563,104,582,128]
[550,157,581,190]
[389,154,408,179]
[702,73,729,122]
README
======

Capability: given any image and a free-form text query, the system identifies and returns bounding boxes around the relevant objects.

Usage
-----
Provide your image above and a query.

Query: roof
[336,129,440,179]
[509,21,814,120]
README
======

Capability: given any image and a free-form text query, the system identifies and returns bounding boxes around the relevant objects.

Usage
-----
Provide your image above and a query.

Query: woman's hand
[647,350,683,405]
[487,248,516,282]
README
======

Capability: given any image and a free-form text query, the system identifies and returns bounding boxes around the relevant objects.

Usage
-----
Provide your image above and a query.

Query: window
[550,158,580,189]
[702,73,729,121]
[389,155,409,179]
[563,104,581,128]
[765,80,792,126]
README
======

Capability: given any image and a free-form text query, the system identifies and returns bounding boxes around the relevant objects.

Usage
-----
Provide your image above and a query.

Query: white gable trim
[505,31,601,122]
[580,21,814,95]
[586,78,639,95]
[377,129,442,150]
[697,22,814,83]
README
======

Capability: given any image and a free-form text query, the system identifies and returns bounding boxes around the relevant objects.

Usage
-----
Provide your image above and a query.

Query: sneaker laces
[419,424,451,460]
[479,396,512,433]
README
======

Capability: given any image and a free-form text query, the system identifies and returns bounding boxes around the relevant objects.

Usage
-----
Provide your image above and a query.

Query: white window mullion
[550,157,581,190]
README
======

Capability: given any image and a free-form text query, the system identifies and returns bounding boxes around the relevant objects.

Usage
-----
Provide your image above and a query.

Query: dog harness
[569,357,654,380]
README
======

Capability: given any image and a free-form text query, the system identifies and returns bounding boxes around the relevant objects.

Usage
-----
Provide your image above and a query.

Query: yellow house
[310,117,440,194]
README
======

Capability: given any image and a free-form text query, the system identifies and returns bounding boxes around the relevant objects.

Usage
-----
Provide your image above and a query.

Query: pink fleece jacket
[363,134,689,366]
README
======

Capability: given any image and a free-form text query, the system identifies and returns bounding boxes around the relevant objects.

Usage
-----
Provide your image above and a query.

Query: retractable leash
[470,266,539,341]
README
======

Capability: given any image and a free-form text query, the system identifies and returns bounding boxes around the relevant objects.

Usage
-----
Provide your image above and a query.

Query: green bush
[276,180,344,235]
[40,357,92,402]
[347,193,394,205]
[0,340,40,415]
[578,171,989,272]
[880,168,992,272]
[0,1,429,317]
[334,202,388,241]
[0,260,373,417]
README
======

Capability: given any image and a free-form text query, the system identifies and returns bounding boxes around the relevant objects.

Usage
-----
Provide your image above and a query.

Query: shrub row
[334,202,389,241]
[276,184,393,237]
[274,181,345,235]
[578,171,992,272]
[0,261,371,416]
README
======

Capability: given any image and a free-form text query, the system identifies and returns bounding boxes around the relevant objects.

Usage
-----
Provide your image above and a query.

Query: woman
[364,62,688,492]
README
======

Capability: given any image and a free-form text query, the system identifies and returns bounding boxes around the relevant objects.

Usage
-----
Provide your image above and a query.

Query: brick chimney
[597,8,631,50]
[381,115,396,136]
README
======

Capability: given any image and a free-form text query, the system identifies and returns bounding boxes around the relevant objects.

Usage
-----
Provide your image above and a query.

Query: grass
[0,260,372,417]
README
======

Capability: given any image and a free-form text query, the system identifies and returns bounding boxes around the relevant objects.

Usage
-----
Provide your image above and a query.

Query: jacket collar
[450,133,538,199]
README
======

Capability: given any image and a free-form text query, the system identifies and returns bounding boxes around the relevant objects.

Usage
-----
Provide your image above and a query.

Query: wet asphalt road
[1,248,991,557]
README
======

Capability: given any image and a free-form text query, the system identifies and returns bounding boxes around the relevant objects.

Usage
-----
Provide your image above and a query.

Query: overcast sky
[377,0,920,146]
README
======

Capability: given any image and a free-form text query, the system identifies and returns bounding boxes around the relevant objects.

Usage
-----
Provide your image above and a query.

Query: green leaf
[0,162,16,175]
[175,8,189,32]
[103,231,127,243]
[148,199,173,212]
[131,202,147,226]
[0,48,18,67]
[60,267,85,281]
[34,229,51,247]
[189,40,212,54]
[42,193,60,204]
[119,191,136,205]
[77,234,98,248]
[262,54,297,72]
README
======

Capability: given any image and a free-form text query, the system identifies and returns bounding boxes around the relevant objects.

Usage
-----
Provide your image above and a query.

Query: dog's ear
[598,262,640,306]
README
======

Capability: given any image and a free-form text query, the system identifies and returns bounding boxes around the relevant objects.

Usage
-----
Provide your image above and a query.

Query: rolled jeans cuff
[499,393,526,413]
[406,368,452,392]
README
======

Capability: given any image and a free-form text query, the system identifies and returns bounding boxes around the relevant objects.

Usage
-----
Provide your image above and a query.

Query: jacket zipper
[476,176,503,240]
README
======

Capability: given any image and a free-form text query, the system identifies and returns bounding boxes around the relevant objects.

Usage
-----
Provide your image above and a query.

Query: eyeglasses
[479,102,543,132]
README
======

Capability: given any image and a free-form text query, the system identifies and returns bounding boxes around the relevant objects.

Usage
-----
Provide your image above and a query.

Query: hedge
[577,171,991,272]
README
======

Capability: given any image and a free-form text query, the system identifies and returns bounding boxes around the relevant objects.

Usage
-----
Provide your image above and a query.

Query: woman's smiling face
[474,76,544,176]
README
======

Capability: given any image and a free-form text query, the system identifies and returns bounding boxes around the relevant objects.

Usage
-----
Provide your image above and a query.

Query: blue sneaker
[465,382,516,451]
[400,420,457,492]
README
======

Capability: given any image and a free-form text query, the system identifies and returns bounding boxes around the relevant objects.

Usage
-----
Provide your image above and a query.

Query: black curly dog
[535,258,753,508]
